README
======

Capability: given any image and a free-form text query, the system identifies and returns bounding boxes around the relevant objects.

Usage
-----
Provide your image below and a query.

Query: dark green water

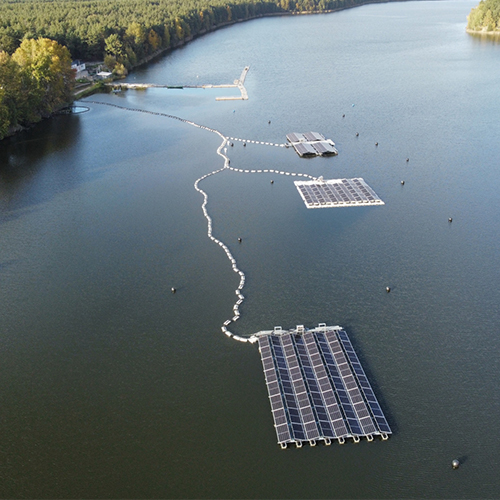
[1,1,499,497]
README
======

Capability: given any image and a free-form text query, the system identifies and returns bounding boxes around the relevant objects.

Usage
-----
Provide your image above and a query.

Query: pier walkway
[106,66,250,100]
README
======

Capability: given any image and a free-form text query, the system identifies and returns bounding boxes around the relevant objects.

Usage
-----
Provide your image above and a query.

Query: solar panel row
[257,327,391,448]
[336,330,392,434]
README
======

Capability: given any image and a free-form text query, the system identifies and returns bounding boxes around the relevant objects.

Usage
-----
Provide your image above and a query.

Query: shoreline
[466,28,500,36]
[0,0,437,141]
[116,0,412,77]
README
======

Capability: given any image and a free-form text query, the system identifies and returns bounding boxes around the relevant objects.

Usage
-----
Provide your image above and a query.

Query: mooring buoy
[406,158,409,162]
[171,287,176,294]
[452,459,460,469]
[342,114,345,118]
[401,180,405,185]
[375,142,378,146]
[356,132,359,137]
[268,120,271,124]
[238,237,242,243]
[386,287,391,293]
[449,217,453,223]
[270,180,274,184]
[243,143,246,147]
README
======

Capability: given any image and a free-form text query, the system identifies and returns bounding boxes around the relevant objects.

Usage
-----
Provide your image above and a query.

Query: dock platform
[255,324,391,448]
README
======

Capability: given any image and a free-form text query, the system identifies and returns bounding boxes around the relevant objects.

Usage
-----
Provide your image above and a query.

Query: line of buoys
[82,99,309,345]
[227,137,287,148]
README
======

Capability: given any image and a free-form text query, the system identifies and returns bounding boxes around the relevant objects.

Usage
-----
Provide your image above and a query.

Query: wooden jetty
[106,66,249,100]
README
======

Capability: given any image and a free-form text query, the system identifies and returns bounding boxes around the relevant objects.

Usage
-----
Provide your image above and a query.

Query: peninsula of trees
[467,0,500,33]
[0,38,74,140]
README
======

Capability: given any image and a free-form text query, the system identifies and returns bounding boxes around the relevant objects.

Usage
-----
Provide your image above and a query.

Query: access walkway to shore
[105,66,250,100]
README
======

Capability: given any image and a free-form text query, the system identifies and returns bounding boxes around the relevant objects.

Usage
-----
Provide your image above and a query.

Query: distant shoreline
[131,0,412,72]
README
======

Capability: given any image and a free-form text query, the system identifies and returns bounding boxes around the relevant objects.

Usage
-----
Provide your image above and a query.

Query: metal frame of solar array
[257,325,391,448]
[294,178,385,208]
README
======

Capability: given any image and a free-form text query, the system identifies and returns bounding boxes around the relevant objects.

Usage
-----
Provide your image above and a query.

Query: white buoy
[452,459,460,469]
[171,287,176,294]
[449,217,453,223]
[386,287,391,293]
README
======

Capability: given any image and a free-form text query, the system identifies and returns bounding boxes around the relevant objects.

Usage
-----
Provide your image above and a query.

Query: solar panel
[336,330,392,434]
[286,132,305,143]
[257,326,391,448]
[293,142,317,157]
[294,178,384,209]
[303,131,325,142]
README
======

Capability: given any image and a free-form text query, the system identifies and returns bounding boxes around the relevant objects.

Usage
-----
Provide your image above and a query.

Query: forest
[0,0,382,62]
[467,0,500,32]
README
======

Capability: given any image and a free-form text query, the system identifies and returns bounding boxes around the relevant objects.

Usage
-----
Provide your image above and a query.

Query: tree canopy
[0,38,74,139]
[467,0,500,32]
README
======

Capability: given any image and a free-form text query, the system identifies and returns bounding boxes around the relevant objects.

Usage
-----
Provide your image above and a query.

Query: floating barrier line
[81,100,318,343]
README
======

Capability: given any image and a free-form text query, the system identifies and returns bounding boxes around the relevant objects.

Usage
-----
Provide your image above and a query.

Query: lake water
[1,1,499,497]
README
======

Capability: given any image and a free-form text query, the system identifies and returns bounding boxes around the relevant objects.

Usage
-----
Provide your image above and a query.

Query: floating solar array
[286,132,338,157]
[295,177,384,209]
[257,325,391,448]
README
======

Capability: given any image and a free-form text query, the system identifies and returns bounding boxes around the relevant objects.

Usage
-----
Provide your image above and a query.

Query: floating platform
[295,177,384,209]
[286,132,338,157]
[256,324,391,448]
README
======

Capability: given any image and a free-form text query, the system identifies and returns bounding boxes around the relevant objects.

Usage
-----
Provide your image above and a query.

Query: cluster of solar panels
[294,178,384,209]
[286,132,338,157]
[258,325,391,448]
